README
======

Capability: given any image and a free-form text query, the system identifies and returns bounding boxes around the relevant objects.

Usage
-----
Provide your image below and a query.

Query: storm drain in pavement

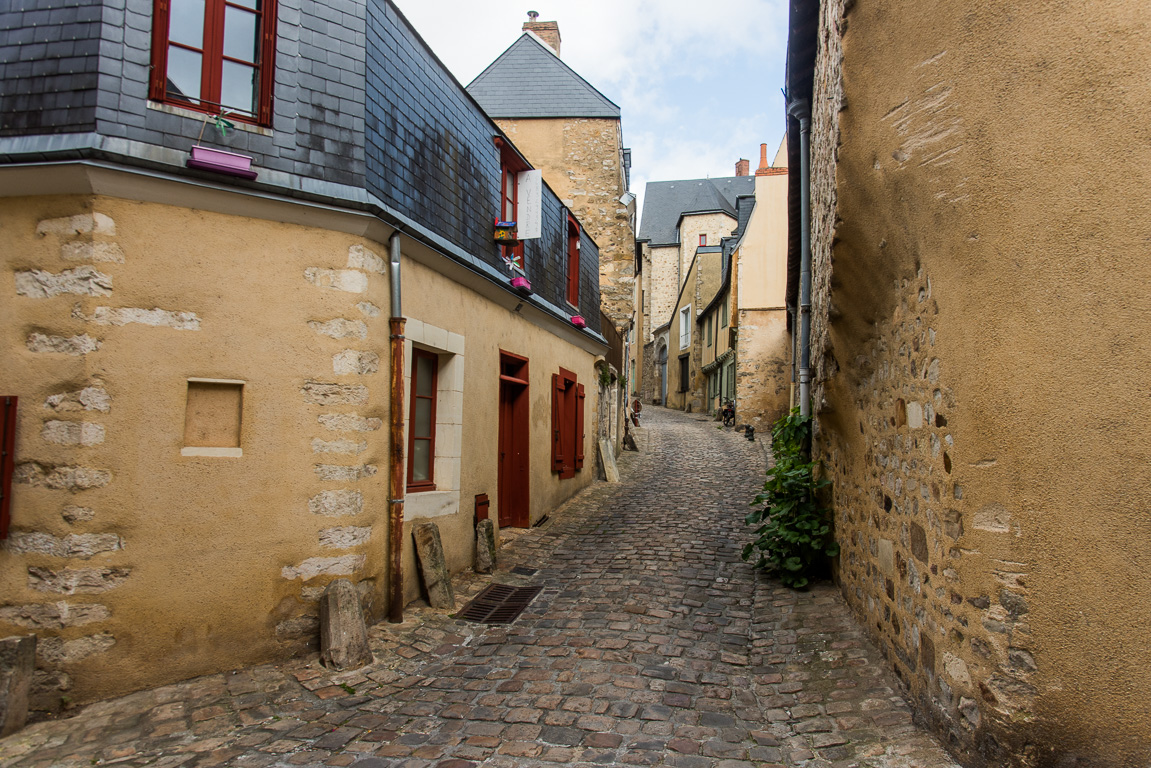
[458,583,543,624]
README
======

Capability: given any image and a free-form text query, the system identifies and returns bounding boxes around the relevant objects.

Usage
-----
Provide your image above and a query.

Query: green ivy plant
[742,408,839,589]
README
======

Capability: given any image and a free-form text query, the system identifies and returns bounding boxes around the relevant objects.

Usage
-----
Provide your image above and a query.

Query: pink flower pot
[511,276,532,295]
[571,315,586,328]
[187,146,258,179]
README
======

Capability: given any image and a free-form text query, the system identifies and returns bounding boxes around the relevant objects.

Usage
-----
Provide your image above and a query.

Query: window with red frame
[565,215,580,307]
[149,0,278,125]
[407,349,438,491]
[495,137,529,270]
[699,233,707,246]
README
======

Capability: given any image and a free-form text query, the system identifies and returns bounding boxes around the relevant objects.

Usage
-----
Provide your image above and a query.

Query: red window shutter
[551,373,564,471]
[575,384,586,470]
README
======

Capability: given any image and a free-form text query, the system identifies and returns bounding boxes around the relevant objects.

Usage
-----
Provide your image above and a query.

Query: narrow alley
[1,409,958,768]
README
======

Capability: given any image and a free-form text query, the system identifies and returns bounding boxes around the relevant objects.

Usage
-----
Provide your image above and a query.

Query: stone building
[785,0,1151,764]
[635,174,754,404]
[0,0,606,714]
[467,15,636,333]
[698,142,791,431]
[636,146,790,433]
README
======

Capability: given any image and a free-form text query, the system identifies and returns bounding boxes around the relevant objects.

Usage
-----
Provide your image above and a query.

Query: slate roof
[466,34,621,119]
[638,176,756,246]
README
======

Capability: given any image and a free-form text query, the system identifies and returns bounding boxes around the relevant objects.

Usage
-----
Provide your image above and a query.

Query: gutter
[387,233,406,624]
[787,99,813,417]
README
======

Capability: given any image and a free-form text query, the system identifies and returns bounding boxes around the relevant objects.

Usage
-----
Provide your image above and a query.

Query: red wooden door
[498,353,530,528]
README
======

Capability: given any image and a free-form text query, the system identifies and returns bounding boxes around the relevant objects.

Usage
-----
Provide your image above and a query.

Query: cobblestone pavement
[1,408,960,768]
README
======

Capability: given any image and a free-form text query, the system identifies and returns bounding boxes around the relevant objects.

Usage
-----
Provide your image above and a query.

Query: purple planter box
[511,276,532,295]
[570,315,586,329]
[187,146,258,179]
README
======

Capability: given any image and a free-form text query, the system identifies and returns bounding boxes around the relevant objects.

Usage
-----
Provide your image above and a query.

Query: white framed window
[679,305,691,350]
[402,319,466,520]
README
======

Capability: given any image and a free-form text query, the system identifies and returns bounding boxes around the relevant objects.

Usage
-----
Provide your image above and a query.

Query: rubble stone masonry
[805,0,1151,764]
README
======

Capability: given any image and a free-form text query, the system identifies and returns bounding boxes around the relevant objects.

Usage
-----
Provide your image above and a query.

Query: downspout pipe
[387,231,406,623]
[787,98,813,417]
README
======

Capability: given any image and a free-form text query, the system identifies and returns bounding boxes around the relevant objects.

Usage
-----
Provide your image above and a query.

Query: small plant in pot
[742,408,839,589]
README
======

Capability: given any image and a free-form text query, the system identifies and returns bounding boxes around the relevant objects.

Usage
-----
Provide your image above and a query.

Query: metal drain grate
[458,583,543,624]
[510,566,538,576]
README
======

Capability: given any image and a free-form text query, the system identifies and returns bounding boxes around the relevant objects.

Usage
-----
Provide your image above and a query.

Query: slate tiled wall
[0,0,103,135]
[0,0,599,331]
[365,0,600,331]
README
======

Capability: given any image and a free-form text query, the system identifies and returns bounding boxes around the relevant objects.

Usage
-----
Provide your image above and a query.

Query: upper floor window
[495,138,533,272]
[566,215,580,307]
[149,0,278,125]
[699,233,707,246]
[679,305,691,350]
[500,164,524,270]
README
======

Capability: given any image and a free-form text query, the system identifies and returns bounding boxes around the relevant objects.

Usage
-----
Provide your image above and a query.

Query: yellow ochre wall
[0,195,598,712]
[806,1,1151,764]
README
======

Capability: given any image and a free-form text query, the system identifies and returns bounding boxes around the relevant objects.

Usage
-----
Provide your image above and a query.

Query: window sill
[181,446,242,457]
[407,483,438,493]
[147,101,274,137]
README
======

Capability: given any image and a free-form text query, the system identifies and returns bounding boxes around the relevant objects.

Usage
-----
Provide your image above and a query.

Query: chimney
[754,143,771,176]
[523,11,561,56]
[735,158,749,177]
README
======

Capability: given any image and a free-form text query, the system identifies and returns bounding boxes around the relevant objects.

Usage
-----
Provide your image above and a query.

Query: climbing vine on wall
[743,408,839,589]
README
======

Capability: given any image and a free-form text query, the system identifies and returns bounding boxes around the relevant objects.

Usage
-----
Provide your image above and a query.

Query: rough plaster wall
[494,117,636,331]
[0,197,388,713]
[807,0,1151,765]
[0,195,602,715]
[734,309,790,431]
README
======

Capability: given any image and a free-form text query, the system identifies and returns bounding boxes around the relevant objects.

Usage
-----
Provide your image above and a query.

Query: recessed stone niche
[181,379,244,457]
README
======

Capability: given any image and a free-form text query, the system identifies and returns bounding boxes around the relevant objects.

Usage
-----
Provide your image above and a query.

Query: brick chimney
[735,158,749,177]
[523,11,561,56]
[754,143,771,176]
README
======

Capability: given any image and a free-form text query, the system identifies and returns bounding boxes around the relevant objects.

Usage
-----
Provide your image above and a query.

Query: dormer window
[566,215,580,307]
[495,137,533,271]
[149,0,278,125]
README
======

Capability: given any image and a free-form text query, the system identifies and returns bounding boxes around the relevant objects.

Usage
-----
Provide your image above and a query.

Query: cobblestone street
[0,408,959,768]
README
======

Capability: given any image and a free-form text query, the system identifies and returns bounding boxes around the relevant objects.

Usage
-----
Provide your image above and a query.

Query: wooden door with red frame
[498,352,530,528]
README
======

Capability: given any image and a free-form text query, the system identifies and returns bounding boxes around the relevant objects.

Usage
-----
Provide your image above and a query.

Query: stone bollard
[0,635,35,737]
[319,579,372,671]
[474,519,497,574]
[413,522,455,609]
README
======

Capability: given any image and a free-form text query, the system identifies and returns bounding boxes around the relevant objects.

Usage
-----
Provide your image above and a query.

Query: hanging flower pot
[570,315,586,328]
[186,112,257,179]
[187,146,257,179]
[511,275,532,295]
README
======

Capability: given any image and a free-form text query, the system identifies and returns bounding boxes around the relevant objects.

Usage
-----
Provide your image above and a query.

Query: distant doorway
[498,351,530,528]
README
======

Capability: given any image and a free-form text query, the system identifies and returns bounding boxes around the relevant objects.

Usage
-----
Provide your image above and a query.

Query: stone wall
[494,117,635,331]
[804,0,1151,764]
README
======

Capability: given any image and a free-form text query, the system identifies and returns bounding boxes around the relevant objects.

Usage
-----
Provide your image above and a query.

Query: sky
[390,0,791,222]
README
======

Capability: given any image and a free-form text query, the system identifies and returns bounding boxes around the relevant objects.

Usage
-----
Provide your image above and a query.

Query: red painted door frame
[498,352,530,528]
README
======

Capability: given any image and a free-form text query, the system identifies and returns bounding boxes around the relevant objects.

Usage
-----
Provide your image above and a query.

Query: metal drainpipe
[788,99,813,417]
[387,232,406,623]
